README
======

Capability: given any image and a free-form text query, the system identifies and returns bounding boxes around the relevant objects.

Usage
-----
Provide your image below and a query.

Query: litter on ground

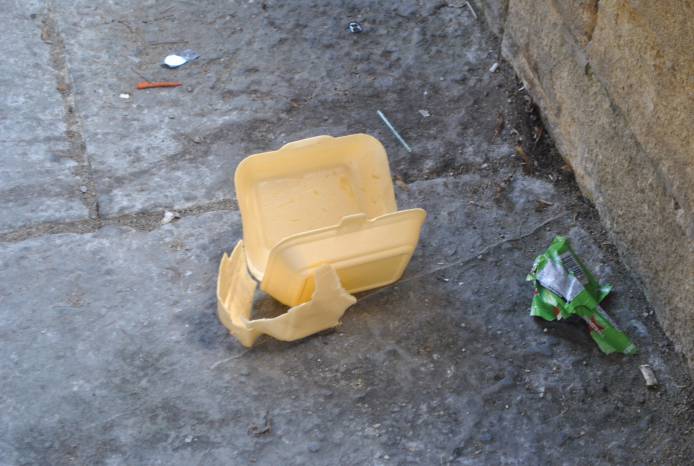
[347,21,363,33]
[640,364,659,387]
[162,49,199,68]
[217,134,426,346]
[136,81,182,89]
[527,235,637,355]
[377,110,413,152]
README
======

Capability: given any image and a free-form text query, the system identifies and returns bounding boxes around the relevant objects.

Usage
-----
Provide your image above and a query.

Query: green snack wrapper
[527,236,637,355]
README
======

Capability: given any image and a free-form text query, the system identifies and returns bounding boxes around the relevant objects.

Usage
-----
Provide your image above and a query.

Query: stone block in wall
[588,0,694,240]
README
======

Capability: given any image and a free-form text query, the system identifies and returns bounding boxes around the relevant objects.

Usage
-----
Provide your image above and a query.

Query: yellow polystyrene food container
[217,134,426,346]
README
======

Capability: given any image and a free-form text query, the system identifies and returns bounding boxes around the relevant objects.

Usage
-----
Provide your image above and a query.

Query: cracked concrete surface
[0,0,89,233]
[1,1,692,465]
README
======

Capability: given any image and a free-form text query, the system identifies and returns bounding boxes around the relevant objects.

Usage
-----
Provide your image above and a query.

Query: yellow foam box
[217,134,426,346]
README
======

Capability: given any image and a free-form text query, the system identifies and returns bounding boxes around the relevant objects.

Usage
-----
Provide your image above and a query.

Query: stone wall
[474,0,693,370]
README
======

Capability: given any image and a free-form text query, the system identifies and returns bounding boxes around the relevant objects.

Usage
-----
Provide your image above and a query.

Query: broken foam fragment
[217,240,356,347]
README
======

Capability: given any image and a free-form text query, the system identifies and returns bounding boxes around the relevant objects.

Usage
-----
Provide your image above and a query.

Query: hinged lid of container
[235,134,398,279]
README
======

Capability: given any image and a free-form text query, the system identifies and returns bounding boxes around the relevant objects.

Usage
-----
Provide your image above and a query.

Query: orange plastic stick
[136,81,182,90]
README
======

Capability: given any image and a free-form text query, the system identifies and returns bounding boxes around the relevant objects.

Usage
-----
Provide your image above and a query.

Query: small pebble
[558,431,570,446]
[119,93,130,99]
[80,185,88,193]
[307,441,321,453]
[638,415,652,430]
[160,210,180,225]
[184,435,193,443]
[193,136,203,144]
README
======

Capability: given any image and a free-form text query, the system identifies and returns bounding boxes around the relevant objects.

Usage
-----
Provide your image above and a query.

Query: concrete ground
[1,1,692,465]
